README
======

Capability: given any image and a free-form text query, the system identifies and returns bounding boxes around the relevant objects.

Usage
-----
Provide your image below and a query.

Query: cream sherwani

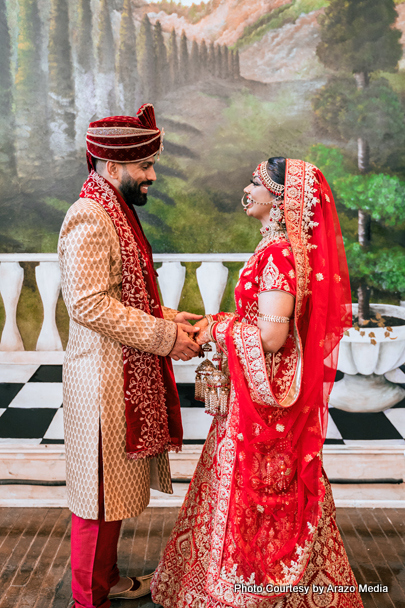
[58,197,178,521]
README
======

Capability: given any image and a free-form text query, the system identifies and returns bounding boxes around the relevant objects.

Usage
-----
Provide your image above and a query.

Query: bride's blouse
[234,237,297,325]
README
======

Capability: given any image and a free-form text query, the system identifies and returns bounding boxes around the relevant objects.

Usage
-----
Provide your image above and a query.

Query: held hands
[170,311,203,362]
[173,311,203,326]
[194,317,210,346]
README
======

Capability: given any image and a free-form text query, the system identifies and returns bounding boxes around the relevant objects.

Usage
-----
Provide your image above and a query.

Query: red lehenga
[151,160,363,608]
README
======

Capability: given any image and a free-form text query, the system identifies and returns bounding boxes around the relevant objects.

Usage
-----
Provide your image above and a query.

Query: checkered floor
[0,364,405,446]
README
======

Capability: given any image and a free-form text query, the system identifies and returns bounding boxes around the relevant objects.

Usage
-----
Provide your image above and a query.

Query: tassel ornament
[195,345,230,417]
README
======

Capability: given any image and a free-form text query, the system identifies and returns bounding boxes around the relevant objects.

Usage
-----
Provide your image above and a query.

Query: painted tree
[179,30,189,85]
[200,39,208,76]
[0,0,16,184]
[48,0,76,158]
[167,28,179,88]
[208,42,216,77]
[75,0,96,146]
[117,0,139,113]
[137,14,157,101]
[216,44,223,77]
[154,20,169,98]
[15,0,50,175]
[234,49,240,79]
[222,46,229,78]
[228,48,234,80]
[96,0,116,116]
[190,40,200,82]
[316,0,403,323]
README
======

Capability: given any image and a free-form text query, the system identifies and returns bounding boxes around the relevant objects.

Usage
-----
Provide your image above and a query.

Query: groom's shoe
[108,573,153,600]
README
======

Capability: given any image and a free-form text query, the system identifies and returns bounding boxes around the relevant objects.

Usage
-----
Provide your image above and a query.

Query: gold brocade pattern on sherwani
[58,198,177,521]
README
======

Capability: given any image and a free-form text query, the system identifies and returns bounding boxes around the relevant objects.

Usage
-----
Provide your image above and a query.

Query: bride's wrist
[200,315,217,343]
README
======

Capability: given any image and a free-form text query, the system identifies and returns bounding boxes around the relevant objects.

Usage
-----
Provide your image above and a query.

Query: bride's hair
[267,157,286,186]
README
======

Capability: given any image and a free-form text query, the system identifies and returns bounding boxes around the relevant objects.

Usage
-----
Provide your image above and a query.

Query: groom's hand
[169,323,201,361]
[173,311,203,327]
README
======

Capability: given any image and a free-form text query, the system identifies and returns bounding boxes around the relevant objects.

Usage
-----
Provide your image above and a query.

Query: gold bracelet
[258,313,290,323]
[208,321,217,342]
[202,314,216,342]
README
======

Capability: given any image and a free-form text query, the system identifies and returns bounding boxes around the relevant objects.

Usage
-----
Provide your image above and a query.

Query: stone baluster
[0,262,24,351]
[196,262,228,314]
[239,263,247,277]
[35,262,63,351]
[157,262,186,310]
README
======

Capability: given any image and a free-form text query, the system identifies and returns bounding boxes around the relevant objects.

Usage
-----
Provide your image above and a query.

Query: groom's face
[119,159,156,207]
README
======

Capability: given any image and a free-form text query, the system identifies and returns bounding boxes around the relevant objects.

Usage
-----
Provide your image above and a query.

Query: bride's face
[243,174,274,220]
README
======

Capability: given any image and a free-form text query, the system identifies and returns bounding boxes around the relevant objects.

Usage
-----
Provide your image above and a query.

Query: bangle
[258,313,290,323]
[208,321,217,342]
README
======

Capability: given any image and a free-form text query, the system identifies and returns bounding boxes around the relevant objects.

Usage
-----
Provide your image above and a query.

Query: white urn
[330,304,405,413]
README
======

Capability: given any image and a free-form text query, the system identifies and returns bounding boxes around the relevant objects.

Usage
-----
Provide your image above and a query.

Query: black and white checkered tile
[0,365,405,447]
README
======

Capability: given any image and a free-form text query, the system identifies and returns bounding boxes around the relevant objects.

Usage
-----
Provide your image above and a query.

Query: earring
[269,197,283,223]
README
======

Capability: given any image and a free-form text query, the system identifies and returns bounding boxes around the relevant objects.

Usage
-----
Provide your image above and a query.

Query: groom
[58,104,201,607]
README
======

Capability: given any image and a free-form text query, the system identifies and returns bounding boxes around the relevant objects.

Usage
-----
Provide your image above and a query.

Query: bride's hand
[194,317,210,345]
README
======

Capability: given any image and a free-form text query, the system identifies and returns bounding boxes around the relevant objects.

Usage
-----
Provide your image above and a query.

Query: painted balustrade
[0,253,251,353]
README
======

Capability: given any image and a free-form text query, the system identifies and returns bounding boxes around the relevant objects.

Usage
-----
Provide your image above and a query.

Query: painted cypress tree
[154,20,169,98]
[117,0,139,113]
[316,0,402,323]
[96,0,116,116]
[48,0,76,158]
[167,28,179,88]
[234,49,240,79]
[207,42,216,77]
[222,46,229,78]
[137,14,157,101]
[216,44,222,78]
[200,39,208,76]
[228,48,234,79]
[190,40,200,82]
[179,30,189,85]
[0,0,16,183]
[15,0,50,175]
[75,0,96,147]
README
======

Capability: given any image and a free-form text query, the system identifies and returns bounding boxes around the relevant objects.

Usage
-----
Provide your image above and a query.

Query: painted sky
[145,0,203,6]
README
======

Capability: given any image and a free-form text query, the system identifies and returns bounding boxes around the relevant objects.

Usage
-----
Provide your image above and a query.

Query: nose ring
[241,194,250,210]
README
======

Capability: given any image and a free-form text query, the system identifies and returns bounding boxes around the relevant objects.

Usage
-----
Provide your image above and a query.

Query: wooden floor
[0,507,404,608]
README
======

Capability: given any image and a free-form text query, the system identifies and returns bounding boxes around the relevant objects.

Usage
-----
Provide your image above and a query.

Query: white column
[35,262,63,351]
[0,262,24,351]
[196,262,228,314]
[157,262,186,310]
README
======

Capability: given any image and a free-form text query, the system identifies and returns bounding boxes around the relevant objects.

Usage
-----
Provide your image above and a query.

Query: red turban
[86,103,164,171]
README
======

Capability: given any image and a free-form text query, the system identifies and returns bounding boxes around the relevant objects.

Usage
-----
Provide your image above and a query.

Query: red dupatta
[205,160,351,606]
[80,171,182,459]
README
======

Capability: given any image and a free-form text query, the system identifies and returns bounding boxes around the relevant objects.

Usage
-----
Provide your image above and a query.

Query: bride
[151,157,364,608]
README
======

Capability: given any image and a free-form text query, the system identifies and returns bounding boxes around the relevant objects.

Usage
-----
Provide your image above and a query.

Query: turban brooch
[86,103,164,171]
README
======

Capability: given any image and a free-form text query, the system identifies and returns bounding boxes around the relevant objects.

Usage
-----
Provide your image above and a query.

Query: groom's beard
[120,171,153,208]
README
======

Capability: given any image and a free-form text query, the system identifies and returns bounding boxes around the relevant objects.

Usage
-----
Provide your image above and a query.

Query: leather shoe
[108,574,152,600]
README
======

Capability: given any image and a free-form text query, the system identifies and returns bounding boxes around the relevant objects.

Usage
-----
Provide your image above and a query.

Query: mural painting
[1,0,405,365]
